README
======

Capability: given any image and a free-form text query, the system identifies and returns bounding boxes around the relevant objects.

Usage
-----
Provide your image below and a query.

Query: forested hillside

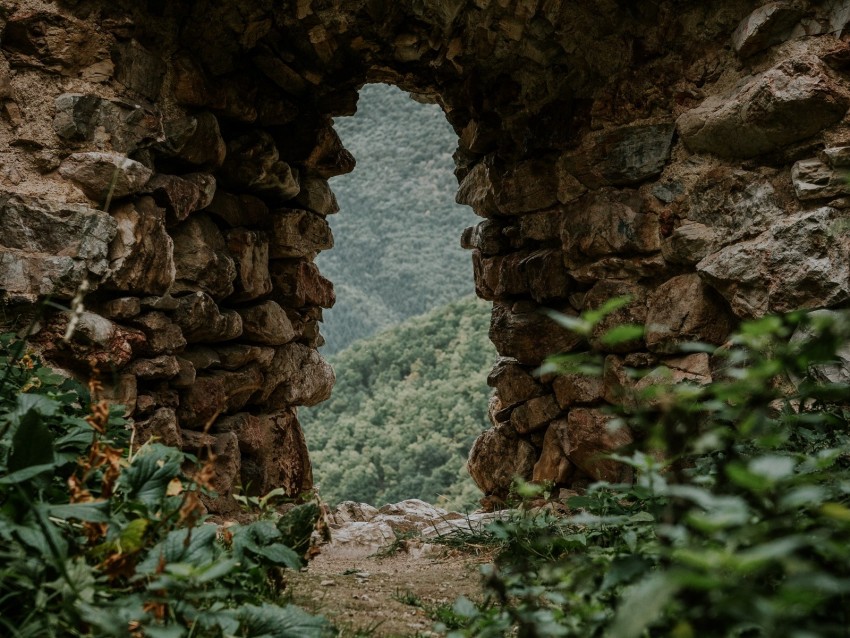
[319,83,477,354]
[301,296,497,510]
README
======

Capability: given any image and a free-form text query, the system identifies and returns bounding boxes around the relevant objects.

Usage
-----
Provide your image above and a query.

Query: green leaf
[583,295,633,326]
[47,501,109,523]
[239,603,327,638]
[600,324,644,346]
[0,462,56,484]
[253,543,302,569]
[196,558,239,583]
[8,404,55,473]
[119,444,183,507]
[822,502,850,523]
[747,455,796,482]
[609,572,678,638]
[136,525,218,575]
[452,596,478,619]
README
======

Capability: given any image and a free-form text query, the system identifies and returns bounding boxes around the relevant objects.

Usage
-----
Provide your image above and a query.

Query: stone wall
[1,0,849,510]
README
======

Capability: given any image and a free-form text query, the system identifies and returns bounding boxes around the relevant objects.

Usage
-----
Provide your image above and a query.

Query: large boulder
[108,196,175,295]
[467,425,536,497]
[698,207,850,318]
[171,215,237,300]
[0,192,116,300]
[645,274,735,353]
[677,57,849,158]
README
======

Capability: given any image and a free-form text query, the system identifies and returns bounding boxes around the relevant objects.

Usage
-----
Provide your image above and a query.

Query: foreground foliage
[445,308,850,637]
[0,333,326,637]
[302,296,497,510]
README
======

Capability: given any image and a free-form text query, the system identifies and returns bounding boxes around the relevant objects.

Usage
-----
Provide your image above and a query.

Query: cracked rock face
[3,0,850,510]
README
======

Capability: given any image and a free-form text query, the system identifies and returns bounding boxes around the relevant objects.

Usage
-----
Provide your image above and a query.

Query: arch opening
[300,82,493,509]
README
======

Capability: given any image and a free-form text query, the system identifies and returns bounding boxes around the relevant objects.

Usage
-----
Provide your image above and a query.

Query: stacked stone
[1,0,850,509]
[0,1,348,514]
[462,2,850,501]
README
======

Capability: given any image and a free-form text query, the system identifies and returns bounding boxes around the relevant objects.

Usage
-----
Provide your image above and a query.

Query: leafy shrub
[444,308,850,637]
[0,334,326,637]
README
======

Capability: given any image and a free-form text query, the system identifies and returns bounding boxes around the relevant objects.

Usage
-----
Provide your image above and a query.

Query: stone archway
[1,0,849,512]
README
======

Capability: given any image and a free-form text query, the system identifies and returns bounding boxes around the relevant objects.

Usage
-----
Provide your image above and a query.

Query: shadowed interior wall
[1,0,849,512]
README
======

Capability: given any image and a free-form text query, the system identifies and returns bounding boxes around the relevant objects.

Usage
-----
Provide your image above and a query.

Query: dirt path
[288,546,492,637]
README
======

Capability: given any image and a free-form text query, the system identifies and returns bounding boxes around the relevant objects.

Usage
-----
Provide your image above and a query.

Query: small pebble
[321,579,336,586]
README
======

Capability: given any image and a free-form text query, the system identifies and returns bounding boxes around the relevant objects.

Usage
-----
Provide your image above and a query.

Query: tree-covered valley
[301,296,496,510]
[315,83,478,355]
[301,83,492,509]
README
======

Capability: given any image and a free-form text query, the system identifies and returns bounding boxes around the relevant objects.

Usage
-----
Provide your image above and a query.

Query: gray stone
[178,366,264,428]
[791,158,850,201]
[214,345,276,370]
[556,164,587,204]
[108,196,175,295]
[99,297,141,320]
[171,215,237,300]
[0,192,116,299]
[225,228,272,302]
[562,190,660,268]
[645,274,734,353]
[205,191,270,228]
[156,113,227,170]
[565,408,634,483]
[662,222,718,265]
[220,131,300,201]
[732,2,803,58]
[552,373,604,407]
[519,210,564,243]
[461,220,509,256]
[294,175,339,216]
[302,124,356,178]
[677,58,849,158]
[532,420,573,484]
[487,357,544,407]
[258,342,335,407]
[510,394,561,434]
[59,152,152,201]
[146,173,214,224]
[686,172,785,245]
[135,408,182,448]
[269,260,335,308]
[822,146,850,167]
[53,93,163,153]
[569,254,667,285]
[652,181,685,204]
[584,279,648,353]
[456,161,498,217]
[130,312,187,356]
[181,347,221,370]
[125,355,180,380]
[564,123,676,187]
[269,209,334,258]
[237,301,297,345]
[698,207,850,318]
[173,291,243,343]
[467,425,536,497]
[490,302,584,365]
[173,357,197,388]
[790,310,850,384]
[493,159,559,215]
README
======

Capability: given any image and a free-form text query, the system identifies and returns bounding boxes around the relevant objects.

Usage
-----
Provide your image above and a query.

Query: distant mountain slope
[300,296,497,510]
[318,83,478,354]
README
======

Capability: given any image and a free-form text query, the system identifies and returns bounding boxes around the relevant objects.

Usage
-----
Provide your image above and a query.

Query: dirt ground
[287,545,493,637]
